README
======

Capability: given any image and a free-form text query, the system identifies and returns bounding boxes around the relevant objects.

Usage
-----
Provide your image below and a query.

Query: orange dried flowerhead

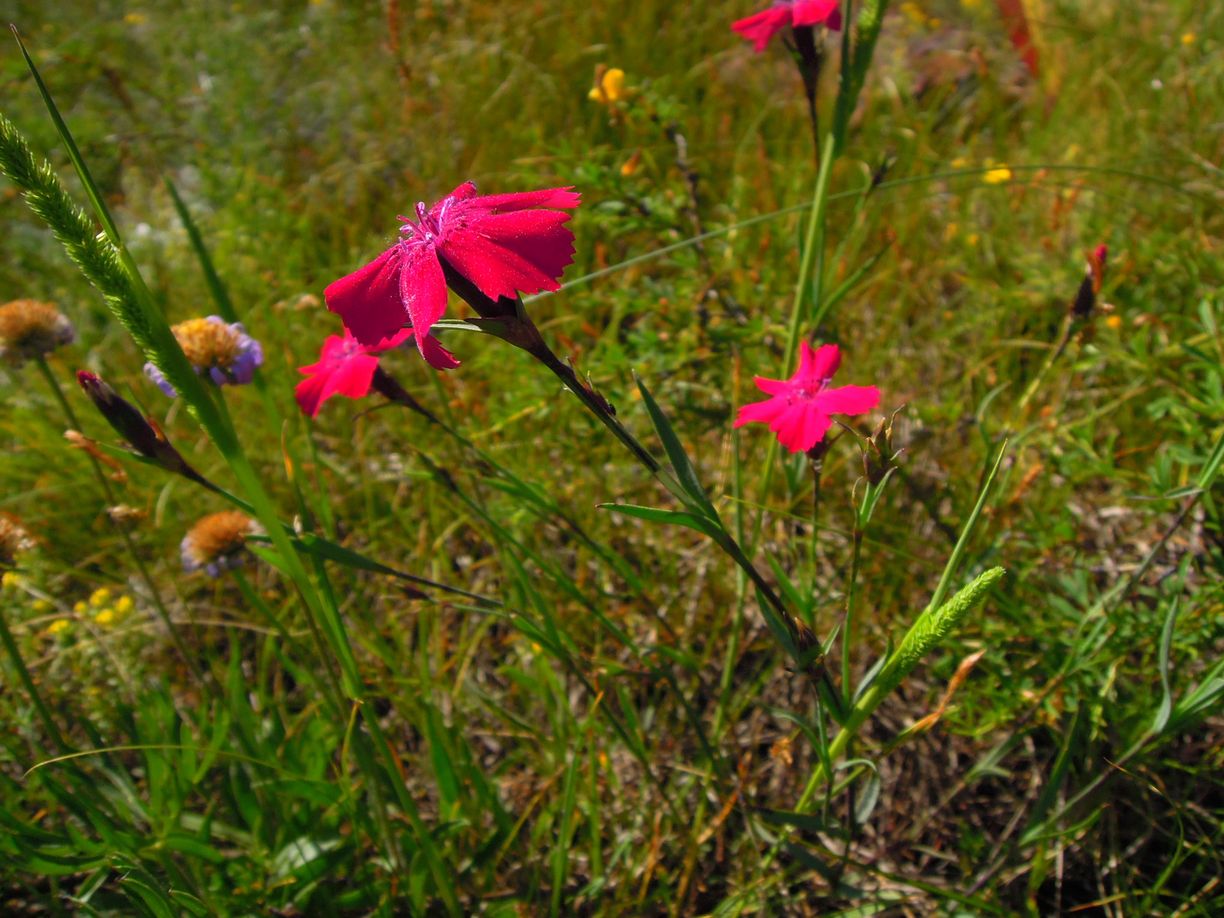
[0,299,74,366]
[173,317,243,370]
[181,511,260,577]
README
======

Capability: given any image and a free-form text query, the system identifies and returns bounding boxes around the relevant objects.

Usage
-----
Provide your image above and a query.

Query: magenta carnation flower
[732,0,842,53]
[295,327,455,417]
[325,182,580,369]
[735,342,880,453]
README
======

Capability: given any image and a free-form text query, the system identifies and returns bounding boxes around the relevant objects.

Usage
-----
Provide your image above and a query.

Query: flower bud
[862,410,901,486]
[76,371,217,491]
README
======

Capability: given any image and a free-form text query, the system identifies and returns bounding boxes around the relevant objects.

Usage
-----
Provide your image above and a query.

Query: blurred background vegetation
[0,0,1220,913]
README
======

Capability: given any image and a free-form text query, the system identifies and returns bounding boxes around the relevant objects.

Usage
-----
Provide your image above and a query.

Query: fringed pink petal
[417,333,461,371]
[734,395,788,428]
[770,402,833,453]
[799,342,841,383]
[438,209,576,301]
[816,384,881,417]
[371,327,415,352]
[294,371,332,418]
[325,246,409,346]
[397,243,450,360]
[466,186,581,214]
[792,0,841,29]
[731,6,792,53]
[753,375,794,397]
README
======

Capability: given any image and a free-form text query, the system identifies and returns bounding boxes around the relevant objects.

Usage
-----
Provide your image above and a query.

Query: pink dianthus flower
[295,327,454,417]
[732,0,842,53]
[735,342,880,453]
[325,182,580,369]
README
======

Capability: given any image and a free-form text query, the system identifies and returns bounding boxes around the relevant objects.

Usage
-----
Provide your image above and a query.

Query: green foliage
[0,0,1220,914]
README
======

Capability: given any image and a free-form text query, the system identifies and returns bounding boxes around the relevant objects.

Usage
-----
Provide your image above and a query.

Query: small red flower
[325,182,580,368]
[732,0,842,53]
[735,342,880,453]
[295,327,455,418]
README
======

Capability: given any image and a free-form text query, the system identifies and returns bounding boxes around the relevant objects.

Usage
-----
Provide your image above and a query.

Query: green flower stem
[34,355,206,687]
[208,390,352,710]
[749,131,837,554]
[518,328,845,714]
[0,602,70,754]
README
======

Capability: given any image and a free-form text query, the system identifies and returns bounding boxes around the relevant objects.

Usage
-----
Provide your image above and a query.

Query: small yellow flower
[114,595,134,615]
[47,619,71,636]
[94,608,117,626]
[589,67,629,106]
[73,600,88,614]
[950,156,969,170]
[1181,32,1196,46]
[1105,315,1123,330]
[123,12,147,25]
[32,599,53,614]
[89,586,112,606]
[983,163,1013,184]
[1,571,21,590]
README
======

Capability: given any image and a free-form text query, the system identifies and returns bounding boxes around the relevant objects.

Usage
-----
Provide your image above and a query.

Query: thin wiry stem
[35,355,207,687]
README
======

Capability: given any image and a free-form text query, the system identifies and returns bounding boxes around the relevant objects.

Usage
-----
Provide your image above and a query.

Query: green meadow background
[1,0,1220,913]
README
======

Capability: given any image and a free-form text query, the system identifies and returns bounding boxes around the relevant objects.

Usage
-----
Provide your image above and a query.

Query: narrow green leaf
[599,502,721,539]
[164,176,239,323]
[1151,596,1179,735]
[633,374,719,519]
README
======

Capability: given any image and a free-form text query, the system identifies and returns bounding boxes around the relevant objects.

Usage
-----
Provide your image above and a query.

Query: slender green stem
[749,131,838,554]
[842,528,863,708]
[519,324,845,715]
[208,389,348,716]
[0,601,70,754]
[808,449,825,598]
[1013,314,1076,422]
[35,355,207,685]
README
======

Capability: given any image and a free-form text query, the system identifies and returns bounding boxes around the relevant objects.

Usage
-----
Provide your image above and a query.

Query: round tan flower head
[0,513,35,569]
[181,511,260,577]
[0,300,75,366]
[145,317,263,396]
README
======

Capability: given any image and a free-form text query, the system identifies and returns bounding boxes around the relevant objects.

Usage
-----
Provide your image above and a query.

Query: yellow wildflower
[983,163,1013,184]
[1181,32,1195,46]
[90,587,112,606]
[94,608,117,626]
[1105,315,1123,330]
[32,599,53,614]
[1,571,21,590]
[589,67,630,106]
[73,600,88,614]
[47,619,71,636]
[123,12,147,25]
[114,595,134,615]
